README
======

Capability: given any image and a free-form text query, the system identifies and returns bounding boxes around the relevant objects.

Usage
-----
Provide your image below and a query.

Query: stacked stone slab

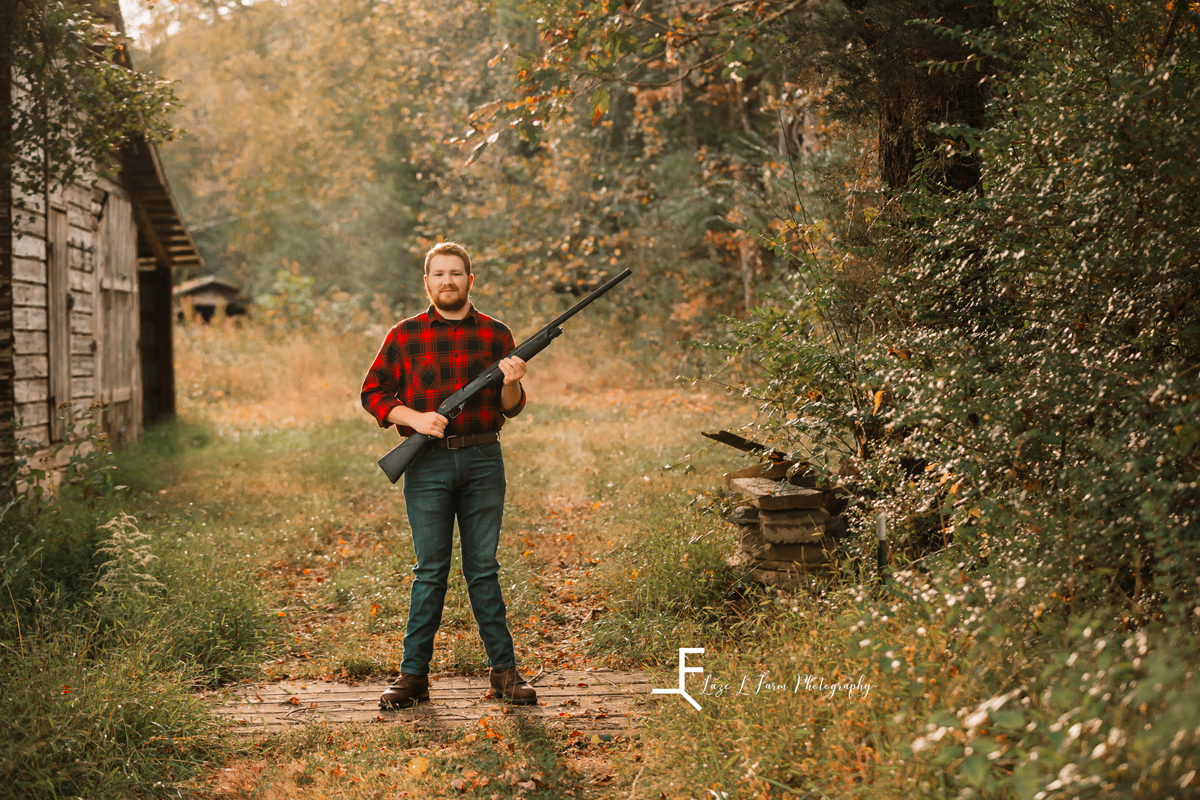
[723,466,847,586]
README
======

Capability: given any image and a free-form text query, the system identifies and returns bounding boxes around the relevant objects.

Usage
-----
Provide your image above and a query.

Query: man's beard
[429,287,468,312]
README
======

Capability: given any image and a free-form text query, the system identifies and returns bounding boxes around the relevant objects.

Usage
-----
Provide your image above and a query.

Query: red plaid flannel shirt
[361,304,526,437]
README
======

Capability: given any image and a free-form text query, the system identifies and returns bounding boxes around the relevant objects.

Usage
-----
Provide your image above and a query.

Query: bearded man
[360,241,537,708]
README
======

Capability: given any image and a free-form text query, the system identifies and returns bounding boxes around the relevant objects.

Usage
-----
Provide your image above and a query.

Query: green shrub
[726,0,1200,619]
[689,2,1200,797]
[0,624,226,799]
[0,419,272,798]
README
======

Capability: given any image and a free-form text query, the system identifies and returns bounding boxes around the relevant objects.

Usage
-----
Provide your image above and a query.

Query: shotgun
[377,268,633,483]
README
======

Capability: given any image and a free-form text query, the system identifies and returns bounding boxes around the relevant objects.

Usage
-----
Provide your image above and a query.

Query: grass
[8,308,1195,799]
[0,621,228,797]
[213,715,619,799]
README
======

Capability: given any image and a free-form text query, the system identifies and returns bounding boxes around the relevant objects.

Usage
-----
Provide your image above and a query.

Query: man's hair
[424,241,472,275]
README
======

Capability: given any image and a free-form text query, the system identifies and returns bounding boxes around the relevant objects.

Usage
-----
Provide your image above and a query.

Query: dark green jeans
[400,440,514,676]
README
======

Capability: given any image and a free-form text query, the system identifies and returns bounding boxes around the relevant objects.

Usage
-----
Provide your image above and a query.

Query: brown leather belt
[432,431,499,450]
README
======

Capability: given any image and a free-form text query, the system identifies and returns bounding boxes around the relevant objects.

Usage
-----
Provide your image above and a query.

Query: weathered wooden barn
[0,10,202,473]
[175,276,246,322]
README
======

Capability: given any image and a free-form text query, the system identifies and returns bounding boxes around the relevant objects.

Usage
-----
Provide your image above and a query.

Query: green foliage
[733,0,1200,614]
[0,419,272,798]
[689,2,1200,796]
[253,267,320,328]
[138,0,822,341]
[879,0,1200,617]
[0,0,179,201]
[0,625,226,800]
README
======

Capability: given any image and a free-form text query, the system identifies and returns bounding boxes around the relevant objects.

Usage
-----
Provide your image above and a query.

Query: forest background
[3,0,1199,798]
[132,0,845,355]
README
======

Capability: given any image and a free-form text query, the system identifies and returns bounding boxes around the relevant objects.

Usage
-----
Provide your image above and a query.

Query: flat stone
[726,555,832,585]
[735,525,764,547]
[726,548,829,570]
[724,460,818,490]
[740,540,831,562]
[729,478,828,511]
[736,530,763,549]
[825,514,848,539]
[725,505,759,524]
[761,508,830,543]
[755,552,829,569]
[751,566,831,585]
[723,461,790,488]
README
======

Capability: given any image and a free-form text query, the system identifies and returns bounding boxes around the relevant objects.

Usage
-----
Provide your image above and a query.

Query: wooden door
[96,194,142,445]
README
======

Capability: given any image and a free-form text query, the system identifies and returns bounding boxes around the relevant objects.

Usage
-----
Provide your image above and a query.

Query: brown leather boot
[490,666,537,706]
[379,673,429,709]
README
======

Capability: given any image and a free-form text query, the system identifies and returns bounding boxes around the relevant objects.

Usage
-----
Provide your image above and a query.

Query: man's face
[424,254,473,312]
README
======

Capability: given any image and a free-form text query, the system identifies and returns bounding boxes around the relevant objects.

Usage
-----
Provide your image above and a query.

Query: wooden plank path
[210,669,656,736]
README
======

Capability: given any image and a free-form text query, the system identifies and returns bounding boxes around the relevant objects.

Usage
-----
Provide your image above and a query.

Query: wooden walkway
[211,669,656,736]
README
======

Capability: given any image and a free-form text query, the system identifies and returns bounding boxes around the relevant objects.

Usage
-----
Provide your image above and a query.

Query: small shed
[0,7,202,473]
[174,276,246,322]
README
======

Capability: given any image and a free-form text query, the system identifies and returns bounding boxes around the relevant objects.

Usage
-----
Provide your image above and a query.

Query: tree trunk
[739,235,755,314]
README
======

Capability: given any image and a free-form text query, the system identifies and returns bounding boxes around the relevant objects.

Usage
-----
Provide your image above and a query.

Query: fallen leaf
[409,756,429,777]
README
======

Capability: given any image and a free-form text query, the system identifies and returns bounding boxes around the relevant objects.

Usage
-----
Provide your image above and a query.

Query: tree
[0,0,178,201]
[786,0,999,192]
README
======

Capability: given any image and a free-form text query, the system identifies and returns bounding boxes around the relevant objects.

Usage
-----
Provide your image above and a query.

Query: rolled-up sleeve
[502,384,527,418]
[361,329,404,428]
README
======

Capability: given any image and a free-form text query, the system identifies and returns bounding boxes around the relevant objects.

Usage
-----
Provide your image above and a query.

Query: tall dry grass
[175,315,376,430]
[174,300,685,432]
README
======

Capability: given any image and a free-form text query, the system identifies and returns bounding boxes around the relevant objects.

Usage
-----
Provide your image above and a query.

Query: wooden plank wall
[0,19,13,464]
[0,160,12,464]
[9,179,113,459]
[47,206,70,441]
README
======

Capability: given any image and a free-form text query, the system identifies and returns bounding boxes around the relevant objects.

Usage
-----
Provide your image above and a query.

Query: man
[361,241,537,708]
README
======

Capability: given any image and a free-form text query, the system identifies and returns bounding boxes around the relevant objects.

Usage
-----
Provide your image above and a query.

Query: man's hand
[498,356,527,385]
[499,356,527,412]
[410,411,449,438]
[386,405,449,437]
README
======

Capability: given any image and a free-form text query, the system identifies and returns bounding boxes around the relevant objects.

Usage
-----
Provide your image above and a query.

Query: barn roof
[90,1,205,274]
[174,276,242,297]
[124,135,205,273]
